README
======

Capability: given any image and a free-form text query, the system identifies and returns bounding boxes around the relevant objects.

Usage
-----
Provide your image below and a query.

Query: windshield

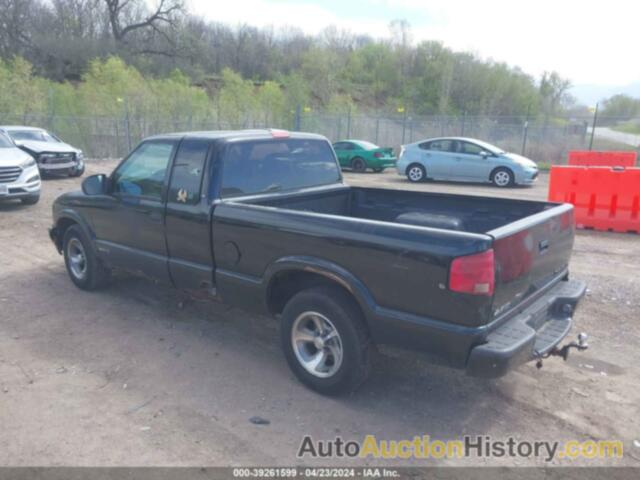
[220,138,341,198]
[0,132,14,148]
[355,140,380,150]
[8,130,60,143]
[469,139,505,155]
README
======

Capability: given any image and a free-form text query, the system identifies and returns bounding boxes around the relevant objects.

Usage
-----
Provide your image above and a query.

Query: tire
[280,286,370,395]
[351,157,367,173]
[372,168,384,173]
[406,163,426,182]
[63,225,110,290]
[69,163,85,178]
[21,194,40,205]
[491,167,515,188]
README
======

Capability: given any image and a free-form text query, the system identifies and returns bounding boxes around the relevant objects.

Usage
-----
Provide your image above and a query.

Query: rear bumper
[466,279,586,378]
[369,159,397,168]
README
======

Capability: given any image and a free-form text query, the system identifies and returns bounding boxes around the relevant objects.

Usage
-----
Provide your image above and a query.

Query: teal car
[332,140,397,172]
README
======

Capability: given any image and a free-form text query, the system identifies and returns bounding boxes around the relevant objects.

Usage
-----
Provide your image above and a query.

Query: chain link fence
[1,111,638,163]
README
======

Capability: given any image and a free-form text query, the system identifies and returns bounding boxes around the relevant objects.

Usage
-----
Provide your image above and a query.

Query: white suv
[0,131,41,205]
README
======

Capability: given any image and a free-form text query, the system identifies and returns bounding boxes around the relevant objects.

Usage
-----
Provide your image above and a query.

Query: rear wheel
[351,157,367,173]
[406,163,426,182]
[280,286,370,395]
[491,168,514,187]
[63,225,110,290]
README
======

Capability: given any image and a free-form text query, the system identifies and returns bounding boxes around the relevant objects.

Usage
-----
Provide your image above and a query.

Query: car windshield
[0,132,14,148]
[355,140,379,150]
[8,130,59,143]
[469,139,505,155]
[221,138,341,198]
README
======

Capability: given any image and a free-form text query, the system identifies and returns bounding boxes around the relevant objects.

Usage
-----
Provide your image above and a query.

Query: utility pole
[521,104,531,155]
[589,102,599,151]
[124,96,132,152]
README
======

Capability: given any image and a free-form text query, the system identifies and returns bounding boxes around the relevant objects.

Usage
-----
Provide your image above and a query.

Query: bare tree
[0,0,39,57]
[103,0,184,43]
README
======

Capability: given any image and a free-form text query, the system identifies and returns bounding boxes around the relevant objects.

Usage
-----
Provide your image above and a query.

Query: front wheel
[63,225,110,290]
[280,286,370,395]
[69,163,85,178]
[491,168,515,188]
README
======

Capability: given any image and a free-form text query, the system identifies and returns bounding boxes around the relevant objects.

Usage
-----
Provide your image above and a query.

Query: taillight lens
[449,249,495,296]
[374,152,383,158]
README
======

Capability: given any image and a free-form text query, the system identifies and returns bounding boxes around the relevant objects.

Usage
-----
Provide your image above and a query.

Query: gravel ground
[0,161,638,467]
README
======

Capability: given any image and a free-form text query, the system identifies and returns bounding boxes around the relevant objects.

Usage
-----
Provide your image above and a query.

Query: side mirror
[480,151,490,158]
[81,174,108,195]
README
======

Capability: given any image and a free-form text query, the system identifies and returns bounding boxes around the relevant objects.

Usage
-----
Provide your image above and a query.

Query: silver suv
[0,131,41,205]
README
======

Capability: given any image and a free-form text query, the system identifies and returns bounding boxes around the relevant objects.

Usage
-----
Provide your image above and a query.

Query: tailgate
[488,203,575,319]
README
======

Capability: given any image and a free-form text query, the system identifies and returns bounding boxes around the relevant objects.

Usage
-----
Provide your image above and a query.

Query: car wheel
[351,157,367,173]
[280,286,370,395]
[63,225,110,290]
[69,164,85,178]
[406,163,426,182]
[491,168,515,188]
[21,194,40,205]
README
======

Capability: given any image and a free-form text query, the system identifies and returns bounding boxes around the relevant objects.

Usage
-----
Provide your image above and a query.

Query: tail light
[374,152,383,158]
[399,146,405,157]
[449,249,495,296]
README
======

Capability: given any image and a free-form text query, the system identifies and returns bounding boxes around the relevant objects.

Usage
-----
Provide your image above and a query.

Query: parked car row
[332,136,539,188]
[0,126,84,205]
[2,127,538,209]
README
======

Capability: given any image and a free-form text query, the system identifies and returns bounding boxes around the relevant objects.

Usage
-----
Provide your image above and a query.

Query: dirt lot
[1,161,639,467]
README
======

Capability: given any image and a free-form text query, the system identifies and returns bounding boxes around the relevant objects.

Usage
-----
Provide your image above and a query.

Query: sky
[189,0,640,88]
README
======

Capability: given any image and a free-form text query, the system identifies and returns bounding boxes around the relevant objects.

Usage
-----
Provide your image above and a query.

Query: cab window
[168,139,209,205]
[112,141,175,199]
[220,139,341,198]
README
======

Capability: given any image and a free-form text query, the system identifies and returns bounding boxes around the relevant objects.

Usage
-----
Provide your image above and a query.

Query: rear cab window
[220,138,341,198]
[168,139,210,205]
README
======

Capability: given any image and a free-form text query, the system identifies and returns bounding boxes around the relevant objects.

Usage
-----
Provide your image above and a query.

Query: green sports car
[332,140,397,172]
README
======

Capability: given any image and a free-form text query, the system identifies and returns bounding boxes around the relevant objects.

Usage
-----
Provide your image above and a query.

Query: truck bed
[251,185,553,234]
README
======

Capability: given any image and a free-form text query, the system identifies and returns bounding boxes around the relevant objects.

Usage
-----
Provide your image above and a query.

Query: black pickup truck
[49,130,588,394]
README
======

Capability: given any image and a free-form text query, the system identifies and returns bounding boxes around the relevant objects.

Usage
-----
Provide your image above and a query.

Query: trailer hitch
[535,332,589,369]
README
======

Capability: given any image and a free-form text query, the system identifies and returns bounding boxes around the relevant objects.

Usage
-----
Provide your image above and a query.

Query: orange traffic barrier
[568,150,637,167]
[548,166,640,233]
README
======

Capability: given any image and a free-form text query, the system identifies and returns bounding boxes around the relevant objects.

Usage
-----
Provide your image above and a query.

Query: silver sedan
[396,137,539,187]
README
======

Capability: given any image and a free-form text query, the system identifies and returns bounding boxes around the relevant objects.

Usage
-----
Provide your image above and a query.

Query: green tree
[601,94,640,119]
[217,68,256,127]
